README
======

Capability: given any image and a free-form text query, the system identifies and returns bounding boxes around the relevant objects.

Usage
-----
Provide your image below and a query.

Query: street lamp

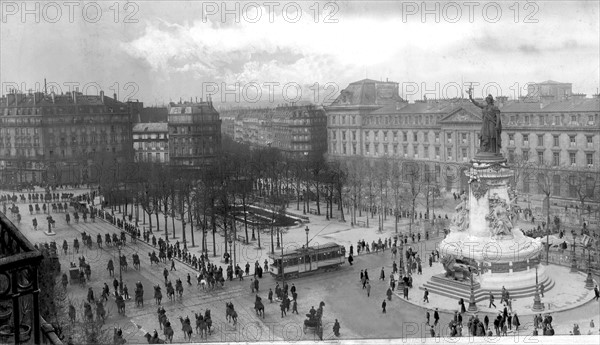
[585,244,595,289]
[467,270,478,312]
[305,226,311,271]
[571,234,578,273]
[116,240,124,295]
[531,265,544,311]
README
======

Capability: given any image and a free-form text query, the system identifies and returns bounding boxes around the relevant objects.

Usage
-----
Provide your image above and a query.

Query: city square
[1,1,599,345]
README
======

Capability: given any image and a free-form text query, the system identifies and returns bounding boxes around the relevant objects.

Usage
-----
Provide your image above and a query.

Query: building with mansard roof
[325,79,600,204]
[0,90,133,187]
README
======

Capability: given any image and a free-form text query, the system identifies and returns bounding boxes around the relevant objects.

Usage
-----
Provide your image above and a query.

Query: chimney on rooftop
[114,93,117,101]
[51,91,55,104]
[100,91,104,104]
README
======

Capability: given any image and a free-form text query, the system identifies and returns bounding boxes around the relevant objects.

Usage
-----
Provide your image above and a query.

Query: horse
[144,332,165,344]
[254,296,265,319]
[163,321,174,343]
[194,313,208,338]
[154,286,163,305]
[225,302,237,325]
[97,234,103,248]
[166,283,175,302]
[149,252,159,266]
[133,253,141,270]
[95,300,106,323]
[135,283,144,307]
[178,317,193,341]
[105,233,112,247]
[107,259,115,277]
[158,250,166,263]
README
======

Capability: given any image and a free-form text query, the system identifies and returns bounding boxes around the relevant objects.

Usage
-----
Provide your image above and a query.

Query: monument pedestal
[437,154,545,292]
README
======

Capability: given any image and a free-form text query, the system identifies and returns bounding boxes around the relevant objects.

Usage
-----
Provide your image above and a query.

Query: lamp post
[305,226,311,271]
[571,234,578,272]
[532,265,544,311]
[228,239,233,266]
[116,240,124,295]
[467,271,478,312]
[585,244,595,289]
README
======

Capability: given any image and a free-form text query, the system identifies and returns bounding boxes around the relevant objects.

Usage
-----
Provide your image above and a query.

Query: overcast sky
[1,1,598,105]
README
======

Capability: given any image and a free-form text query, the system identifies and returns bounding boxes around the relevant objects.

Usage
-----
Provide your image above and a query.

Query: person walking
[489,291,496,308]
[426,310,430,326]
[594,285,599,301]
[387,287,393,301]
[170,259,176,271]
[366,282,371,297]
[251,279,255,293]
[423,288,429,303]
[403,285,409,300]
[540,282,545,297]
[280,302,286,318]
[292,299,298,314]
[381,300,387,313]
[268,288,273,303]
[513,312,520,332]
[380,267,385,281]
[434,308,439,326]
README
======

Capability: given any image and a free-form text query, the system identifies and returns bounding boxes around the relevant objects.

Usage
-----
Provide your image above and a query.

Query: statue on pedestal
[468,88,502,155]
[450,193,469,232]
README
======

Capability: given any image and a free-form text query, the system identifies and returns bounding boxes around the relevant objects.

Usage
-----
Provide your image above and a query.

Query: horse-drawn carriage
[303,301,325,334]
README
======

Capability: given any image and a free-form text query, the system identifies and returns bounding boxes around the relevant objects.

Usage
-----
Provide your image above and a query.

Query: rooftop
[133,122,168,133]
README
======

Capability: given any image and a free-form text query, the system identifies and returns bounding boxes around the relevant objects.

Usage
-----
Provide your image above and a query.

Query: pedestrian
[380,267,385,280]
[280,302,286,318]
[381,300,387,313]
[251,279,255,293]
[434,308,439,326]
[348,254,353,265]
[123,284,129,300]
[254,278,259,292]
[403,285,409,299]
[430,326,435,338]
[163,268,169,283]
[187,273,191,285]
[333,319,340,337]
[513,312,520,331]
[387,287,392,301]
[508,313,513,330]
[170,259,176,271]
[594,285,599,301]
[362,275,367,289]
[366,282,371,297]
[113,278,119,295]
[484,315,489,331]
[423,288,429,303]
[426,310,430,325]
[292,299,298,314]
[540,282,545,297]
[268,288,273,303]
[489,291,496,308]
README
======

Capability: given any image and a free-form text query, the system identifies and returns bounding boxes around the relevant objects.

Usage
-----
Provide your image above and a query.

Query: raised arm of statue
[468,89,484,109]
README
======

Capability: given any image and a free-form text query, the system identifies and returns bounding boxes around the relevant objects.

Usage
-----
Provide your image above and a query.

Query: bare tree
[403,161,423,236]
[531,161,559,265]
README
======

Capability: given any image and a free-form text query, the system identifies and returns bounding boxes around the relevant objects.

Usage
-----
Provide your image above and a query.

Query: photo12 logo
[401,1,540,23]
[2,81,139,101]
[1,1,139,23]
[200,1,340,23]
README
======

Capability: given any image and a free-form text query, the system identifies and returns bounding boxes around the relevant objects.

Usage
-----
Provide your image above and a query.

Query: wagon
[69,267,80,284]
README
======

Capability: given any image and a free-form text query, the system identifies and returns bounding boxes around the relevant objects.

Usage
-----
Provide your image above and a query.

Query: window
[352,116,356,125]
[424,133,429,143]
[538,115,544,125]
[523,134,529,146]
[331,116,336,125]
[435,132,440,143]
[554,115,560,125]
[447,147,452,160]
[342,131,346,141]
[413,145,418,158]
[352,144,356,155]
[553,135,559,147]
[462,148,468,161]
[342,144,347,155]
[352,131,356,141]
[403,132,408,141]
[413,132,418,142]
[553,176,561,196]
[393,131,398,141]
[588,115,595,125]
[523,151,529,161]
[570,152,576,166]
[587,153,594,167]
[538,134,544,147]
[508,149,514,163]
[462,133,467,144]
[587,136,593,148]
[393,144,398,155]
[384,144,388,155]
[571,115,577,124]
[374,144,379,155]
[435,147,440,159]
[538,151,544,163]
[447,133,452,144]
[383,131,388,141]
[569,135,576,147]
[365,143,370,154]
[553,152,560,166]
[509,134,515,146]
[424,146,429,158]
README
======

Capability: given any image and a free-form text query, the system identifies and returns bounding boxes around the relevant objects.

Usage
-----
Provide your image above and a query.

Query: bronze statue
[468,88,502,154]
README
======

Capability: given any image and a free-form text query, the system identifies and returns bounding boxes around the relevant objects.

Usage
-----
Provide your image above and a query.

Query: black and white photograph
[0,1,599,344]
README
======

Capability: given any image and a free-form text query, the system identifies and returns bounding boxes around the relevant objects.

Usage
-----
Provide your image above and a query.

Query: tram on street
[268,242,345,279]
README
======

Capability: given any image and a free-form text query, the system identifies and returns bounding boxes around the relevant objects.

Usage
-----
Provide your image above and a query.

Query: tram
[268,242,345,279]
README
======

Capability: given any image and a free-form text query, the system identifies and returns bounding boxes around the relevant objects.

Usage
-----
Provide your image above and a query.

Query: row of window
[331,142,471,161]
[507,133,595,148]
[133,133,167,140]
[331,130,471,144]
[509,113,597,126]
[136,152,169,163]
[507,150,595,167]
[133,142,168,150]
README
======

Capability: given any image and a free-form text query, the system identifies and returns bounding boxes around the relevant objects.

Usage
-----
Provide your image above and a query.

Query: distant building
[0,90,133,187]
[219,104,328,158]
[167,98,221,167]
[132,123,169,163]
[527,80,572,101]
[325,79,600,200]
